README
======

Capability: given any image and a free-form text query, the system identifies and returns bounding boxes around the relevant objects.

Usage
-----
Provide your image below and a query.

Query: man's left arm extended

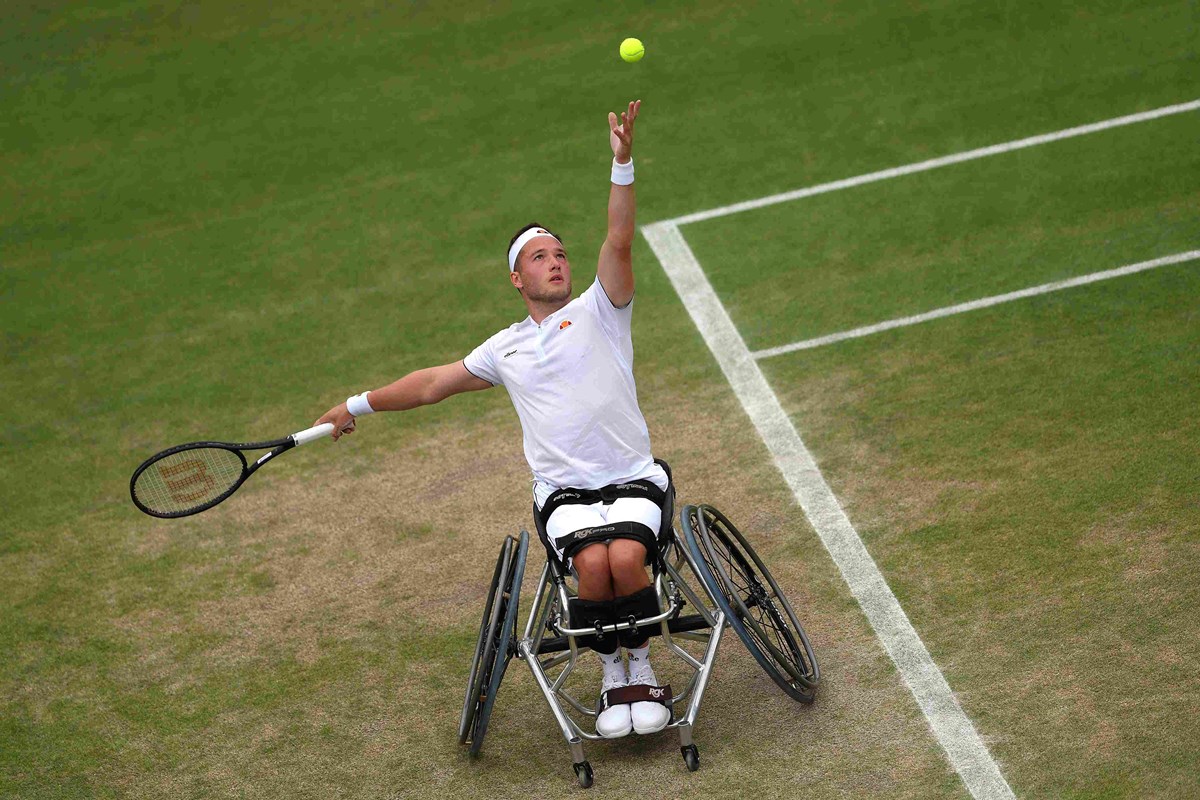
[597,99,641,308]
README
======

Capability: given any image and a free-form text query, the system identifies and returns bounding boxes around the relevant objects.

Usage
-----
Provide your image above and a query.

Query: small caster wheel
[573,760,594,788]
[681,744,700,772]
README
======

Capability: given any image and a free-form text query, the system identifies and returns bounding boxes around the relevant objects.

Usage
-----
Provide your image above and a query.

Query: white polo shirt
[464,278,664,502]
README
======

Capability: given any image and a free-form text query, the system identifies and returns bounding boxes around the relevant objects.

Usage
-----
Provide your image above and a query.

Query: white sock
[598,650,626,684]
[627,644,652,675]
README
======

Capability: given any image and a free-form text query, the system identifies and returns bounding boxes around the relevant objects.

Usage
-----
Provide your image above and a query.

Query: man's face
[511,235,571,303]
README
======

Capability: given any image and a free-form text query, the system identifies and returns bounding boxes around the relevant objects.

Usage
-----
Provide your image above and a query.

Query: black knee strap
[561,521,657,565]
[568,597,619,654]
[614,586,661,647]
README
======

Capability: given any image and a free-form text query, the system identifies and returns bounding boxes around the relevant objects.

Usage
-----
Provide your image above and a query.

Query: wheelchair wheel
[459,530,529,754]
[683,505,819,703]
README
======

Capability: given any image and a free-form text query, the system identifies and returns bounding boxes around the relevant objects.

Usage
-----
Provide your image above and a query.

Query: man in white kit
[315,99,671,738]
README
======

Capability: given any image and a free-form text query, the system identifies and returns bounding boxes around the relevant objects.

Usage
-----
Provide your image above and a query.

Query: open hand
[609,99,641,163]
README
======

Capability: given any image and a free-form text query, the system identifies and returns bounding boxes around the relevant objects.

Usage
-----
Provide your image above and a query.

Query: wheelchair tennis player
[315,100,674,738]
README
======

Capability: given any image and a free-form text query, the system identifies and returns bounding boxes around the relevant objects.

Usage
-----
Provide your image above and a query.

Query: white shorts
[542,497,663,569]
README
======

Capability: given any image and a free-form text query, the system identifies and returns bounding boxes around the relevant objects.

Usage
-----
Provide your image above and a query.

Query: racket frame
[130,423,333,519]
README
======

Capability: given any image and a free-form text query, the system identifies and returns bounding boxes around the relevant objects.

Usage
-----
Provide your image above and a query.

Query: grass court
[3,1,1197,797]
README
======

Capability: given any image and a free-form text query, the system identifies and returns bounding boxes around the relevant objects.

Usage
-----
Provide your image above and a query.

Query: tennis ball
[620,37,645,63]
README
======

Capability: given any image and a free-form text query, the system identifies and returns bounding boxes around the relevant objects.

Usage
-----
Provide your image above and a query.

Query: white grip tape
[292,423,334,446]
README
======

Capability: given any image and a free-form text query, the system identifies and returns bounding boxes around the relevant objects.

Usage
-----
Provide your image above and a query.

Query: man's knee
[607,539,648,578]
[573,542,612,581]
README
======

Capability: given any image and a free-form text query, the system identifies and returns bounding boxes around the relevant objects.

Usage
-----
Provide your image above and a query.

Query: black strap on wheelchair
[600,684,673,709]
[568,597,619,654]
[614,586,661,647]
[560,521,657,564]
[538,479,667,528]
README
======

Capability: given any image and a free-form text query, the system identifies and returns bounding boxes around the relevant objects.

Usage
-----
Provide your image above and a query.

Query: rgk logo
[648,687,666,699]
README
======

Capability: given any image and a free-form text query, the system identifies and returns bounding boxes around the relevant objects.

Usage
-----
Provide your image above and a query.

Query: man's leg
[606,502,672,735]
[546,505,633,738]
[607,539,650,596]
[573,543,616,601]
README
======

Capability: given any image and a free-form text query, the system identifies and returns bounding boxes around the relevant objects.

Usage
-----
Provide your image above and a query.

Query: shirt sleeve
[463,333,503,386]
[581,277,634,349]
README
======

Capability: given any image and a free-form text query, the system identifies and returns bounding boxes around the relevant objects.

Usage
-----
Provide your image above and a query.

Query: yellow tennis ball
[620,37,645,63]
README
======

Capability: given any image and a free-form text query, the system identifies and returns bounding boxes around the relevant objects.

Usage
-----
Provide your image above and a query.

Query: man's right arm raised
[314,362,492,440]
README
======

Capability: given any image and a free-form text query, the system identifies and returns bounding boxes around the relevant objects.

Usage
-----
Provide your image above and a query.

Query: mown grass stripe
[642,220,1017,800]
[659,99,1200,227]
[752,249,1200,358]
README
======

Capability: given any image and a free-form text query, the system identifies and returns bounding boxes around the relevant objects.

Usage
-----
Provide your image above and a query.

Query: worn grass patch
[2,386,968,798]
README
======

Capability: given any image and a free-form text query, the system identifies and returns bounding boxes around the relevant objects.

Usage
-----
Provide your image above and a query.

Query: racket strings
[133,447,245,515]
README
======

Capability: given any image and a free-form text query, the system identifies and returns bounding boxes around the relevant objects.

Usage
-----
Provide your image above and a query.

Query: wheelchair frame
[459,487,820,788]
[517,524,726,785]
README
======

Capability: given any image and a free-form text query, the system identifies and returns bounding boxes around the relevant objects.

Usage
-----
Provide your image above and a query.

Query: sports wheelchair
[458,462,819,787]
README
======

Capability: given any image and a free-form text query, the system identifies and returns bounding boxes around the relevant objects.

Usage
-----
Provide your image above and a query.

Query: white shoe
[596,674,632,738]
[628,662,671,735]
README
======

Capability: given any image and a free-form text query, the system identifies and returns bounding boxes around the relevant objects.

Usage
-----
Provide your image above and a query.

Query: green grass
[2,0,1197,796]
[762,248,1200,798]
[686,111,1200,349]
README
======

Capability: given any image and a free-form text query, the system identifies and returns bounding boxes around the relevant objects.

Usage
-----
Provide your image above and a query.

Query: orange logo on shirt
[559,320,572,330]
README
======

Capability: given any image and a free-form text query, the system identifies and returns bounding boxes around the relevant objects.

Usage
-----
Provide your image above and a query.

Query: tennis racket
[130,422,345,518]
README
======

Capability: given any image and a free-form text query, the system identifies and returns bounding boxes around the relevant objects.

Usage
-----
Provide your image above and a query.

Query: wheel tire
[574,760,594,788]
[681,744,700,772]
[458,535,512,745]
[683,505,819,703]
[460,531,529,754]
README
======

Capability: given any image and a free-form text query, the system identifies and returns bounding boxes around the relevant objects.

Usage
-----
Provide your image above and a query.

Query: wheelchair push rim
[683,504,819,703]
[459,530,529,755]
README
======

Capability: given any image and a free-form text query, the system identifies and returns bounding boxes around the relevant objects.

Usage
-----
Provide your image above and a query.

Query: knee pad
[614,586,661,647]
[568,597,619,654]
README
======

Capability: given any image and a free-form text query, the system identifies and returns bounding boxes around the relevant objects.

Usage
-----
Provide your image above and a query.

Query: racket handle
[292,423,335,446]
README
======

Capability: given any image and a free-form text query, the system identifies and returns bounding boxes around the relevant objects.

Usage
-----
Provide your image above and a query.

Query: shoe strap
[602,684,673,708]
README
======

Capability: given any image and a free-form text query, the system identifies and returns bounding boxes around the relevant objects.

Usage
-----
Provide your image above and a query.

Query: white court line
[643,221,1017,800]
[753,250,1200,359]
[660,99,1200,228]
[642,100,1197,797]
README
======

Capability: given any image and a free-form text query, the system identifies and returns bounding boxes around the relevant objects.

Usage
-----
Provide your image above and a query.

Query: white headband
[507,228,561,272]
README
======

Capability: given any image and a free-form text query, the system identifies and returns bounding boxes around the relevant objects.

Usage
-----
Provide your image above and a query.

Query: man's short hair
[507,222,563,271]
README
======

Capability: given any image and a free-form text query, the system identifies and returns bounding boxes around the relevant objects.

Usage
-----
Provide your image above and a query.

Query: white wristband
[346,392,375,416]
[611,157,634,186]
